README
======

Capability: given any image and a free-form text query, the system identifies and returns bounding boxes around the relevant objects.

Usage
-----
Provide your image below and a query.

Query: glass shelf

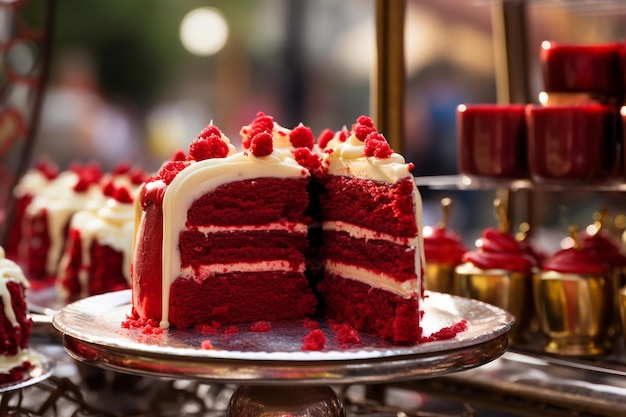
[414,174,626,193]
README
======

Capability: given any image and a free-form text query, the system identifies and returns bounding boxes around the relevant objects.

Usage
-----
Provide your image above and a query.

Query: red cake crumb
[35,158,59,180]
[303,318,320,330]
[363,132,393,158]
[113,186,133,203]
[159,160,188,184]
[198,124,221,139]
[243,112,275,149]
[301,329,326,351]
[171,149,187,161]
[201,339,213,350]
[330,322,362,346]
[223,325,239,335]
[250,321,272,332]
[289,124,315,149]
[419,320,468,343]
[355,115,375,128]
[196,322,222,335]
[249,132,274,157]
[189,133,230,160]
[293,148,321,173]
[317,128,335,149]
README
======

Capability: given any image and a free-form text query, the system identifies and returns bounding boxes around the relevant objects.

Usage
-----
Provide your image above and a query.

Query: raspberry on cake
[131,122,318,328]
[0,246,34,384]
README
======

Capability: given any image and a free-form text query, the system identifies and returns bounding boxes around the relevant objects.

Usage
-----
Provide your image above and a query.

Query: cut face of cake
[131,122,318,328]
[0,247,34,384]
[315,116,424,344]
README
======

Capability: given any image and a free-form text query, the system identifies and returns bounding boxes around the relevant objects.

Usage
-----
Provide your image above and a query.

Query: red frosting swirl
[424,226,467,265]
[462,228,535,272]
[581,230,626,268]
[542,246,610,274]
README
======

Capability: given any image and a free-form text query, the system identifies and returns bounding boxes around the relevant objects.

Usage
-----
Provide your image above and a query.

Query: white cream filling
[324,261,418,298]
[0,349,36,374]
[181,260,306,277]
[322,221,417,246]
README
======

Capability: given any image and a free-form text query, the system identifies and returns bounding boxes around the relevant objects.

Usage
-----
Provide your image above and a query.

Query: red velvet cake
[56,175,142,303]
[131,114,429,345]
[315,116,424,343]
[0,247,34,384]
[16,163,105,284]
[131,122,318,328]
[5,159,59,261]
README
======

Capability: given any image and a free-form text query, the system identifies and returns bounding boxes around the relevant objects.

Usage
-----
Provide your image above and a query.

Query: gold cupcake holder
[455,264,532,345]
[533,270,613,357]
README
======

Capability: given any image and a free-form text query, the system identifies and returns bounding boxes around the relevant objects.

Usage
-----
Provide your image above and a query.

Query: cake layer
[179,230,307,272]
[319,176,417,238]
[187,177,310,226]
[167,271,318,327]
[317,273,421,344]
[321,230,417,284]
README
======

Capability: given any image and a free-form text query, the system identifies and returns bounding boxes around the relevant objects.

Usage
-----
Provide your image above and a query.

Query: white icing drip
[322,221,417,246]
[159,151,308,328]
[180,260,306,277]
[0,247,29,328]
[58,198,135,298]
[0,348,36,374]
[324,261,418,298]
[13,170,49,198]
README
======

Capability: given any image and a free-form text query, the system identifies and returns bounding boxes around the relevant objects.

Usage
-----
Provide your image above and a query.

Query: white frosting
[324,132,413,183]
[0,349,37,374]
[158,150,309,328]
[13,170,50,199]
[181,260,306,277]
[0,247,29,349]
[325,261,418,297]
[322,221,417,246]
[194,222,308,235]
[57,196,136,299]
[25,171,105,276]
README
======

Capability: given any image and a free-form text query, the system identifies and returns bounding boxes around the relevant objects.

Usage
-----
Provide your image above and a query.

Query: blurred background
[4,0,626,249]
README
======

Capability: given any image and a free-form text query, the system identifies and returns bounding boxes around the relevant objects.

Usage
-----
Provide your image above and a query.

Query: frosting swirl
[542,246,610,274]
[462,228,535,272]
[423,226,467,265]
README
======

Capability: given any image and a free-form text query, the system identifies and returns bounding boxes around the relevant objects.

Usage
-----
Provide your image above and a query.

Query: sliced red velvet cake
[57,176,141,303]
[0,247,34,384]
[131,122,318,328]
[315,116,424,343]
[17,163,105,284]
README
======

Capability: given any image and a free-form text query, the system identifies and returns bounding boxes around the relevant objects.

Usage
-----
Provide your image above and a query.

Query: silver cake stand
[52,289,513,417]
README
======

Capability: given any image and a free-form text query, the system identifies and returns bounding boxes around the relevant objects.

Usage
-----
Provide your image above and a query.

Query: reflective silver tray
[52,290,513,384]
[0,349,53,393]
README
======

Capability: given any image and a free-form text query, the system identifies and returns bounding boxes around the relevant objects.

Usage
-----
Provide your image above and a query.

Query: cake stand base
[228,385,344,417]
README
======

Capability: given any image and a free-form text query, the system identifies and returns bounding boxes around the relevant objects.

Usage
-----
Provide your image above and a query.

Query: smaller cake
[0,246,34,384]
[455,198,536,343]
[423,198,467,294]
[18,163,105,284]
[5,159,59,260]
[534,226,613,356]
[56,181,139,303]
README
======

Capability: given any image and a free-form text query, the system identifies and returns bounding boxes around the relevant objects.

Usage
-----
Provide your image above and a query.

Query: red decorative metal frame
[0,0,55,245]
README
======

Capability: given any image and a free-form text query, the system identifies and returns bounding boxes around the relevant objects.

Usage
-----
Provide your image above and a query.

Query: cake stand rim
[51,289,514,383]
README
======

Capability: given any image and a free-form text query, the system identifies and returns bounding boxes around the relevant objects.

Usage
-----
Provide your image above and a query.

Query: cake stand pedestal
[52,290,513,417]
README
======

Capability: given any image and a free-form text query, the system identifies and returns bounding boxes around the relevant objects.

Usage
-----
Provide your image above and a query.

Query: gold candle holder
[533,226,613,357]
[424,198,464,295]
[455,264,532,344]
